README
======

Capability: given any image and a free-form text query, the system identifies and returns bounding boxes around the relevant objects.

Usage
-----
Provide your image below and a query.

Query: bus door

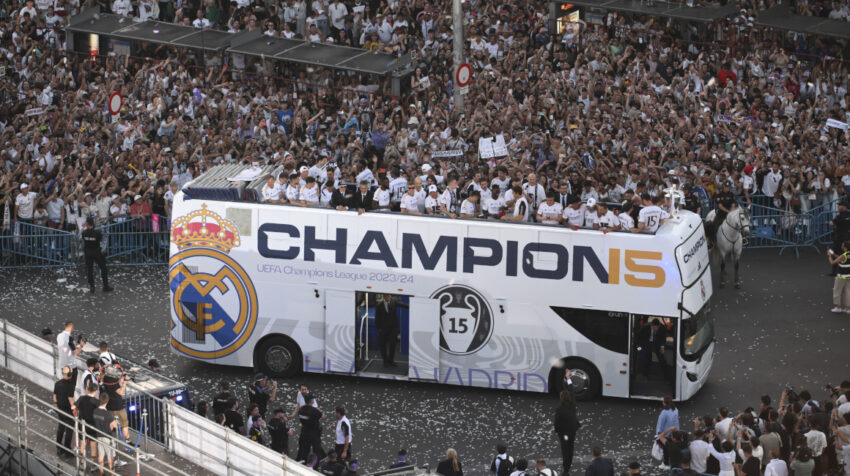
[629,315,677,399]
[408,297,440,381]
[324,289,356,374]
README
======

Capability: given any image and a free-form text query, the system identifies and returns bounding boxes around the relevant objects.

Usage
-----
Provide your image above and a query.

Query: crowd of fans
[0,0,849,243]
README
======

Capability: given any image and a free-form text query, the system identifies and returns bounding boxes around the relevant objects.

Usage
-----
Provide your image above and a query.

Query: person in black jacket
[347,181,374,215]
[636,319,666,378]
[830,201,850,275]
[436,448,464,476]
[330,181,350,210]
[554,369,581,476]
[584,447,614,476]
[82,216,113,293]
[374,294,408,367]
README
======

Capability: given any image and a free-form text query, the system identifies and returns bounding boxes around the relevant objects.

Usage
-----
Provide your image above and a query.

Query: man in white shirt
[389,169,408,211]
[460,191,480,218]
[637,193,668,233]
[484,185,506,219]
[592,202,619,233]
[715,408,734,441]
[440,179,460,219]
[502,186,529,222]
[193,9,211,28]
[401,184,421,215]
[562,196,585,228]
[524,174,546,222]
[285,174,301,204]
[57,321,81,382]
[262,176,282,203]
[536,193,563,225]
[764,450,788,476]
[328,0,347,33]
[762,163,783,197]
[112,0,132,16]
[688,429,712,474]
[424,186,441,215]
[298,177,319,206]
[583,198,598,228]
[16,184,37,221]
[618,202,636,232]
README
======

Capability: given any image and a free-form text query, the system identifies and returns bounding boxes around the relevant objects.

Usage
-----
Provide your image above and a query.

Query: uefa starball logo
[431,285,494,355]
[168,205,258,359]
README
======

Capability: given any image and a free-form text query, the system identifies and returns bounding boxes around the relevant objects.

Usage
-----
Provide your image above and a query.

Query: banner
[25,108,44,116]
[826,118,849,132]
[478,135,508,159]
[431,149,463,158]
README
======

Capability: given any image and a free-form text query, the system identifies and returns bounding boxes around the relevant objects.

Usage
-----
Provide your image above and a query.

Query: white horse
[706,206,751,289]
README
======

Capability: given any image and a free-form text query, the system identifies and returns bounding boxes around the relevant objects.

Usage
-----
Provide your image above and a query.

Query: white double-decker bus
[169,174,714,400]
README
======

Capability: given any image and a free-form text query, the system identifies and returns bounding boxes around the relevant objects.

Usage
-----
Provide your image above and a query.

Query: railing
[0,318,321,476]
[0,222,76,268]
[100,217,170,265]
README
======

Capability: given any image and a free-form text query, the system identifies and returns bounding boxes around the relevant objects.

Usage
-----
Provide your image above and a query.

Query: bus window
[550,307,629,354]
[680,307,714,361]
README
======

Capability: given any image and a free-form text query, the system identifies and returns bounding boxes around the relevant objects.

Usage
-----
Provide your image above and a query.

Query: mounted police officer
[708,181,735,243]
[82,216,113,293]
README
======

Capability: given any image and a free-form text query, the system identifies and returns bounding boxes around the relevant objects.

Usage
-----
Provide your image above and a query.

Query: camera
[825,384,840,397]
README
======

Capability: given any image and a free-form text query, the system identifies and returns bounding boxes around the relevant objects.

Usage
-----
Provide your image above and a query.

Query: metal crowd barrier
[0,222,76,268]
[100,217,170,265]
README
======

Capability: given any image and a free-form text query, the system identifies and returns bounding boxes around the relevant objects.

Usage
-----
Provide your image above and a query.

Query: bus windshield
[680,306,714,361]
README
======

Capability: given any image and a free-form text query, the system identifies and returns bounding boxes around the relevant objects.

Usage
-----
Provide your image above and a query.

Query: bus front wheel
[549,358,602,401]
[256,336,301,378]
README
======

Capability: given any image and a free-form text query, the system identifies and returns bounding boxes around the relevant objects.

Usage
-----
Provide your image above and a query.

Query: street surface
[1,247,847,474]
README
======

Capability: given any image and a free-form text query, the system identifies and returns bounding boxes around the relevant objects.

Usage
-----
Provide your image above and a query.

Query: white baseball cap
[20,183,28,190]
[134,195,142,201]
[421,163,432,172]
[299,165,309,173]
[428,185,438,193]
[586,197,597,207]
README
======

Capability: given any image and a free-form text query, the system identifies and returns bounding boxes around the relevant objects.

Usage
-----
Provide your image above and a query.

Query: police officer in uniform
[709,182,735,242]
[82,216,113,293]
[830,201,850,275]
[682,185,701,216]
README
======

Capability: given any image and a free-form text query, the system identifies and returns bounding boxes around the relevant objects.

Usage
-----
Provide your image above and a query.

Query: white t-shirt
[484,196,506,216]
[638,205,667,232]
[513,197,530,221]
[401,194,419,212]
[299,185,319,205]
[537,202,563,224]
[296,392,319,409]
[424,195,440,214]
[413,189,426,212]
[762,170,783,197]
[689,439,711,473]
[618,212,635,231]
[389,177,408,203]
[593,210,618,229]
[285,184,300,203]
[523,183,545,210]
[262,183,281,202]
[374,188,391,207]
[57,331,76,369]
[16,191,37,219]
[562,205,585,227]
[460,199,476,217]
[583,208,597,228]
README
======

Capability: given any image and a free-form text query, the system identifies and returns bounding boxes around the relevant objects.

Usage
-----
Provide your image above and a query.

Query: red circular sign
[108,92,122,115]
[455,63,471,87]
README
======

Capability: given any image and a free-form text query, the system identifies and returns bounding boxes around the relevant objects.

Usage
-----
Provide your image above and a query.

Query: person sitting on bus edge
[262,175,282,204]
[401,183,421,215]
[537,191,563,225]
[460,190,480,218]
[284,173,301,205]
[637,193,668,233]
[373,177,392,211]
[561,195,585,229]
[298,177,319,207]
[424,185,441,215]
[440,178,460,219]
[619,201,637,232]
[502,185,529,222]
[348,181,374,215]
[484,184,505,219]
[593,202,620,234]
[583,198,598,228]
[330,181,349,211]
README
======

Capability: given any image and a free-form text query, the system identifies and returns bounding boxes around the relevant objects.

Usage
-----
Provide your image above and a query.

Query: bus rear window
[550,307,629,354]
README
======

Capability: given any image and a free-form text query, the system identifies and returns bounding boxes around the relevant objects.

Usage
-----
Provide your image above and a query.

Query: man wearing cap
[330,181,350,210]
[321,450,344,476]
[583,198,599,228]
[424,185,441,215]
[212,382,232,417]
[82,216,112,293]
[15,183,36,223]
[248,373,278,418]
[296,394,325,462]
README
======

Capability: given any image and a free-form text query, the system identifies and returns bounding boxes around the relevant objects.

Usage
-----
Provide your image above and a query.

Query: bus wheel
[550,358,601,401]
[256,336,301,378]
